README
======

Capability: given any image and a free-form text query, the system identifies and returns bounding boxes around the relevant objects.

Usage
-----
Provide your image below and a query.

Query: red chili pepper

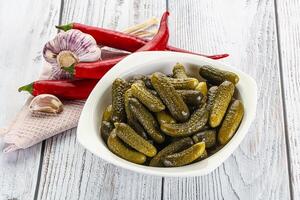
[56,21,228,60]
[63,12,170,79]
[18,79,98,99]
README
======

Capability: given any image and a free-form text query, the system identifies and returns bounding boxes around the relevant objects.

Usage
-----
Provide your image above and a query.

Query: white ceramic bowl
[77,51,257,177]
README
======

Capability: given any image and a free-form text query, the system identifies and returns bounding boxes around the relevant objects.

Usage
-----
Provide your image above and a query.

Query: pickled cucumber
[192,130,216,148]
[209,81,234,127]
[149,137,194,167]
[129,74,153,89]
[100,121,114,143]
[102,104,112,122]
[129,97,165,143]
[207,86,218,112]
[199,65,239,85]
[162,142,206,167]
[194,149,208,162]
[164,77,199,90]
[218,100,244,145]
[151,72,190,122]
[107,130,146,164]
[131,81,165,112]
[160,102,209,137]
[155,110,176,125]
[111,78,128,123]
[172,63,188,78]
[177,90,203,106]
[195,82,208,96]
[124,89,134,122]
[129,119,148,140]
[114,122,157,157]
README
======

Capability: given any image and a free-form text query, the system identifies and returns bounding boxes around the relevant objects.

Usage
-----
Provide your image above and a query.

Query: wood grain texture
[276,0,300,198]
[164,0,291,199]
[0,0,61,199]
[37,1,165,199]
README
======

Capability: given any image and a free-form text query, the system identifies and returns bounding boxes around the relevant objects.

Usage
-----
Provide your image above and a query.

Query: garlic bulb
[43,30,101,79]
[29,94,63,114]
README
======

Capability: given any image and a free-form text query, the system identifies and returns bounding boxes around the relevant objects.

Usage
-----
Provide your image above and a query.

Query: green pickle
[114,122,157,157]
[131,81,165,112]
[199,65,239,85]
[100,121,114,143]
[102,104,112,122]
[111,78,128,123]
[149,137,194,167]
[207,86,218,112]
[155,110,176,125]
[124,89,134,122]
[164,77,199,90]
[195,82,208,96]
[218,100,244,145]
[161,103,209,137]
[192,130,216,148]
[209,81,234,128]
[172,63,188,78]
[193,149,208,162]
[177,90,203,106]
[129,97,165,143]
[129,119,148,140]
[151,72,190,122]
[163,142,206,167]
[107,130,146,164]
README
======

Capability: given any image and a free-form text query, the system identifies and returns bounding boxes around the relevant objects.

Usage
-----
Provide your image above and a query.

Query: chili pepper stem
[56,23,74,31]
[62,64,75,76]
[18,82,34,94]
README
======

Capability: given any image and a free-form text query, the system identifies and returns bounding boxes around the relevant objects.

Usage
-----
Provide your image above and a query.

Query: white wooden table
[0,0,299,199]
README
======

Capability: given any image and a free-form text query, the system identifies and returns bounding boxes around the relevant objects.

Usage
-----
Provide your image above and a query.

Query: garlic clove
[29,94,63,114]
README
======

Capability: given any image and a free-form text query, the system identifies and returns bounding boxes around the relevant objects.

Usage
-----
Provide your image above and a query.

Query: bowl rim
[77,51,257,177]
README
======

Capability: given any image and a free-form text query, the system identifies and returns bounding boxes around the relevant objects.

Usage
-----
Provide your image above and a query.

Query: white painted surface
[0,0,60,199]
[0,0,298,199]
[276,0,300,198]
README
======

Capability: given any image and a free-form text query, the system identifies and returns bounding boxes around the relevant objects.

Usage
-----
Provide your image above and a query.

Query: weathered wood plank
[276,0,300,198]
[0,0,61,199]
[37,1,165,199]
[163,0,291,199]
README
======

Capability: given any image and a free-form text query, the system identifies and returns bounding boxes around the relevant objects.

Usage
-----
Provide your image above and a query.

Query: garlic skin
[43,29,101,79]
[29,94,63,114]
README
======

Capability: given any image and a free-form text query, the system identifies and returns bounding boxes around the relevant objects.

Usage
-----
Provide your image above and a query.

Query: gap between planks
[33,0,65,199]
[273,0,294,199]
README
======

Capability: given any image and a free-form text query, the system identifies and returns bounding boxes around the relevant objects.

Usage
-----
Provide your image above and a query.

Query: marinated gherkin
[149,137,194,167]
[107,130,146,164]
[129,97,165,143]
[195,82,208,96]
[192,130,217,148]
[151,72,190,122]
[199,65,239,85]
[102,104,112,122]
[218,100,244,145]
[172,63,188,78]
[164,77,199,90]
[160,102,209,137]
[177,90,203,106]
[163,142,206,167]
[100,121,114,143]
[131,81,165,112]
[209,81,235,128]
[111,78,129,123]
[114,122,157,157]
[155,110,176,125]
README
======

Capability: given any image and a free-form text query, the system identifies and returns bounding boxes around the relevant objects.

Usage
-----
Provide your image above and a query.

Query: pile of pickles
[100,63,244,167]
